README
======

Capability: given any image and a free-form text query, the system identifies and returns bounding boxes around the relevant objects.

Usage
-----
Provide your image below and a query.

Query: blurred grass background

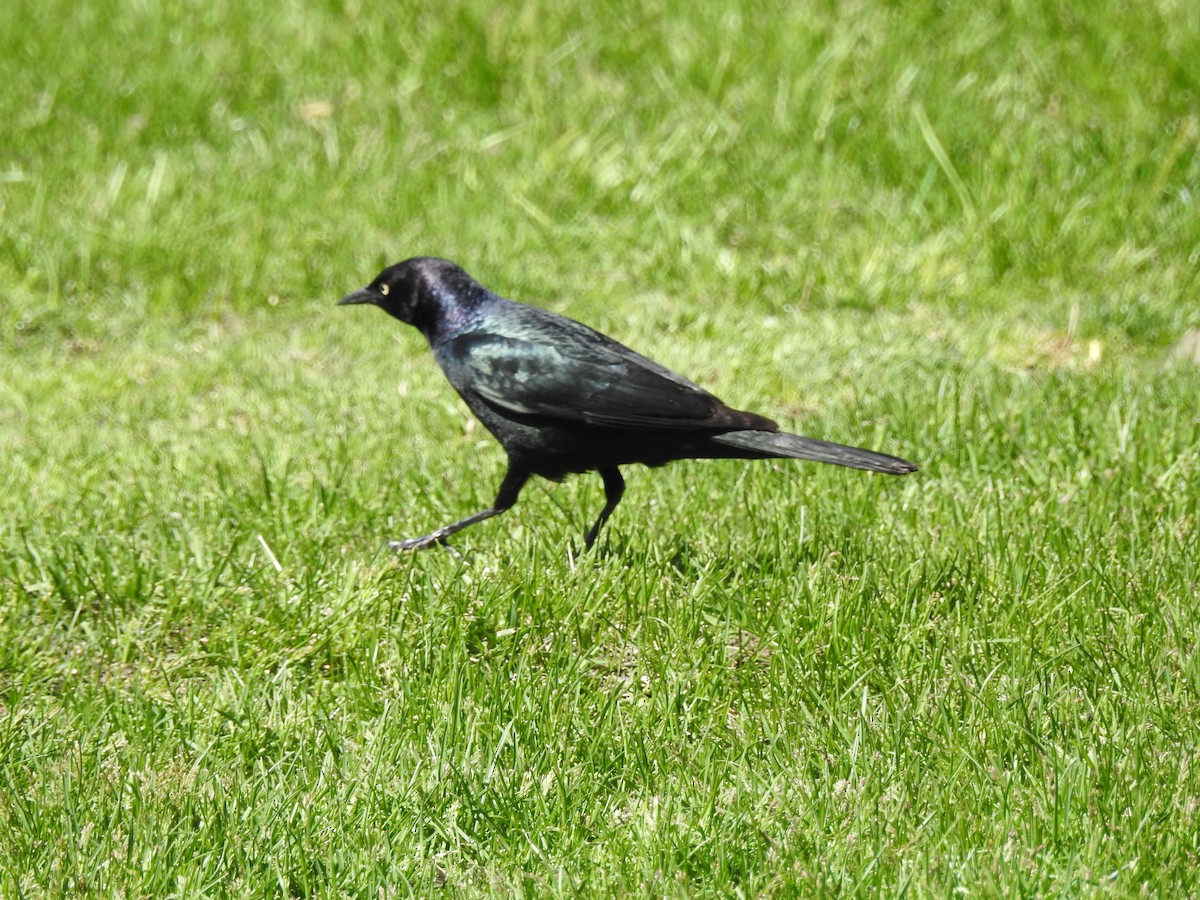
[2,0,1199,895]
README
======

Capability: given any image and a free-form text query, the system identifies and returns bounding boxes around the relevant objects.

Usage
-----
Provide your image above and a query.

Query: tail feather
[711,430,917,475]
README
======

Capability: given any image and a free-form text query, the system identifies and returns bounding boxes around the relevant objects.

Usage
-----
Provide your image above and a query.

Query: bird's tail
[710,430,917,475]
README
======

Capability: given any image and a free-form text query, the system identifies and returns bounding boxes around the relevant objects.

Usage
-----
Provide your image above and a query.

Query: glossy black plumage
[339,257,916,550]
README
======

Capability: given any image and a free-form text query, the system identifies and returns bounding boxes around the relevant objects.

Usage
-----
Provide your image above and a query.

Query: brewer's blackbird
[339,257,916,550]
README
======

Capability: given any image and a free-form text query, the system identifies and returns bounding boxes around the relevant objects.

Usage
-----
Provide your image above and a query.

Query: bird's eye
[380,284,390,296]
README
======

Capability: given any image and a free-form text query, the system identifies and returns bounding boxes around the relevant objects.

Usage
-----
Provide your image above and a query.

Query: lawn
[2,0,1199,895]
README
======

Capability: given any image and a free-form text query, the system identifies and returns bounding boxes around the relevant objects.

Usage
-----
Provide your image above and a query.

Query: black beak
[338,287,377,306]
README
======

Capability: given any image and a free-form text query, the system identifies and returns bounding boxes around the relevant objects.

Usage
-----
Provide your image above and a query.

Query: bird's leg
[390,467,528,552]
[583,467,625,549]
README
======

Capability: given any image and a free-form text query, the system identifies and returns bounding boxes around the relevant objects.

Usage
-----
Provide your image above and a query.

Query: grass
[3,0,1200,894]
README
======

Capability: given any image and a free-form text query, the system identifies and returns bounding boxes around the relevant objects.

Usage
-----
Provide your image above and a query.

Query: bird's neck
[422,284,489,344]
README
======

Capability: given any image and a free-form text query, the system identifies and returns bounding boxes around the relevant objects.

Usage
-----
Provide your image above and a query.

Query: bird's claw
[388,534,459,555]
[389,536,441,551]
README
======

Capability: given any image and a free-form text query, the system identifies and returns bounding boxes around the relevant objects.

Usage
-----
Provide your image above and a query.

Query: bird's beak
[337,287,377,306]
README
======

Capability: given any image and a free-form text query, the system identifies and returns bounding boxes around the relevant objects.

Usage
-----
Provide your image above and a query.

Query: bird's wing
[442,328,756,431]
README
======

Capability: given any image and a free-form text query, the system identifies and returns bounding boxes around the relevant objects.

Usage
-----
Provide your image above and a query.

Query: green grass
[3,0,1200,894]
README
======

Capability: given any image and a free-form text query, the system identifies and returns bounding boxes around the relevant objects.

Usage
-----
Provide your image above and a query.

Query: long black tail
[711,430,917,475]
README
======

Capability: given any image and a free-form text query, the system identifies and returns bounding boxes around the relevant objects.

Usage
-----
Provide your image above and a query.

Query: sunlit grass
[2,0,1199,895]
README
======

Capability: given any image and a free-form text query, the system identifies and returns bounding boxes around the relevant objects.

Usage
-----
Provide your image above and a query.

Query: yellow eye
[380,284,390,296]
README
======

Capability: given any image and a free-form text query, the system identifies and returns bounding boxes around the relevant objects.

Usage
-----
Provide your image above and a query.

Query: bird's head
[337,258,436,327]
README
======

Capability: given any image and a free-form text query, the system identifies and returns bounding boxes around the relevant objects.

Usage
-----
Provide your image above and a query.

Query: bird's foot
[388,534,450,552]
